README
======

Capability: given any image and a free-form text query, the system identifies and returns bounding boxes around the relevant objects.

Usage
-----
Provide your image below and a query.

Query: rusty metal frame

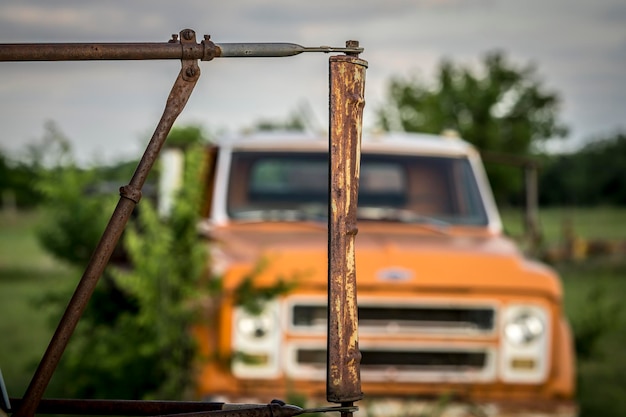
[0,29,367,417]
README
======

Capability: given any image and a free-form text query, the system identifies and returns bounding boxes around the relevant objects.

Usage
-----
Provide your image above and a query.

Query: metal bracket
[180,28,201,81]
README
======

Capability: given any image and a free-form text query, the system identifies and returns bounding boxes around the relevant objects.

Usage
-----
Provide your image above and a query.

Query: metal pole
[326,41,367,415]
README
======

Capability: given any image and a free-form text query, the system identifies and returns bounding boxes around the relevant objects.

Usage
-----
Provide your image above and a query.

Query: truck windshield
[227,151,488,226]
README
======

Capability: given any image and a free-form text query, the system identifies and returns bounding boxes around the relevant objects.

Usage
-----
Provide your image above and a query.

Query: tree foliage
[252,112,306,132]
[109,144,211,399]
[35,123,115,266]
[376,51,568,203]
[0,151,43,209]
[0,121,73,209]
[37,125,213,399]
[164,124,209,148]
[539,132,626,206]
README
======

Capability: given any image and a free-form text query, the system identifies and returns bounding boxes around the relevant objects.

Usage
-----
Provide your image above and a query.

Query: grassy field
[500,205,626,245]
[558,260,626,415]
[0,210,79,398]
[1,208,626,414]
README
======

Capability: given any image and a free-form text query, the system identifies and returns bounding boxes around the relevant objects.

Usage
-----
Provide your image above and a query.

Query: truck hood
[211,222,561,299]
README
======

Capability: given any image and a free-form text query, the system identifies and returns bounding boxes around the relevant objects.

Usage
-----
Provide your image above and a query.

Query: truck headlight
[237,311,274,339]
[232,301,281,378]
[500,304,550,383]
[504,312,545,345]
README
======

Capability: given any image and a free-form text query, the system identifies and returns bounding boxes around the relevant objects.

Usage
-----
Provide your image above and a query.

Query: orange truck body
[166,131,577,417]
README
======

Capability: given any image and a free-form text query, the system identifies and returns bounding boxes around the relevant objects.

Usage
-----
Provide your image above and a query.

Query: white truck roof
[215,130,477,158]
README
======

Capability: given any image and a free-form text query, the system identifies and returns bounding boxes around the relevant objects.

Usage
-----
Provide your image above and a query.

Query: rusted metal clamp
[179,29,201,81]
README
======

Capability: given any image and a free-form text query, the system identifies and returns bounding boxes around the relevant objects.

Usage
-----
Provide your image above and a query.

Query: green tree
[37,125,213,399]
[48,144,210,399]
[253,112,306,132]
[35,122,115,265]
[164,124,208,148]
[0,120,72,210]
[377,50,568,203]
[539,132,626,206]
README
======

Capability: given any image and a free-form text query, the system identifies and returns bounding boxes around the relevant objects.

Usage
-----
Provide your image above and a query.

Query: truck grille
[299,348,486,369]
[290,300,496,335]
[289,345,496,382]
[286,298,498,382]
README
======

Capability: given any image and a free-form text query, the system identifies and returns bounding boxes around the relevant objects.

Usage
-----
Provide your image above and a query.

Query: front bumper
[358,397,578,417]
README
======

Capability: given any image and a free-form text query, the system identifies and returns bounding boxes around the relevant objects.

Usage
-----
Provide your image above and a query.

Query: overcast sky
[1,0,625,164]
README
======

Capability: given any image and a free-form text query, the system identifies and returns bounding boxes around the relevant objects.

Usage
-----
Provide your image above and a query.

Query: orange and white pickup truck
[165,130,577,417]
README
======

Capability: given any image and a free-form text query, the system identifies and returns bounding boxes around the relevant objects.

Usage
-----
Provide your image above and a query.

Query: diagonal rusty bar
[326,42,368,408]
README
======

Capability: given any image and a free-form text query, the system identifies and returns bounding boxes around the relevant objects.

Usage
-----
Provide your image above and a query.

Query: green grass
[556,260,626,417]
[500,205,626,246]
[0,210,78,398]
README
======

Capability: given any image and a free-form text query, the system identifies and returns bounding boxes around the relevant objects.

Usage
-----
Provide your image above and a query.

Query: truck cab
[181,130,576,416]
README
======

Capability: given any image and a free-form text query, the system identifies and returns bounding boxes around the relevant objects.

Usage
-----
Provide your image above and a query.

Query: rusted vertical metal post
[327,41,367,412]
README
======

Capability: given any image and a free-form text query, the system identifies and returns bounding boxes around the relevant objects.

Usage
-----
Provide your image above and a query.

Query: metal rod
[157,403,302,417]
[0,38,363,62]
[11,35,202,417]
[7,398,225,415]
[0,42,202,61]
[326,42,367,408]
[216,43,363,57]
[5,399,346,417]
[4,398,358,416]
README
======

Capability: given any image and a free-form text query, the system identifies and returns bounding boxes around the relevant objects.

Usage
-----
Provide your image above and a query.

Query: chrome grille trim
[285,342,497,383]
[286,297,498,336]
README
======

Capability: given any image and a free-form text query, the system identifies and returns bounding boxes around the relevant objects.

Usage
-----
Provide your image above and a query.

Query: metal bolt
[204,34,211,41]
[185,66,197,78]
[182,29,194,41]
[345,40,360,56]
[169,34,179,43]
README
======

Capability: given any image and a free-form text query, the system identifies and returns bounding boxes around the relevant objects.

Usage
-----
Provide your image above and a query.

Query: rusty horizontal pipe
[0,42,212,61]
[0,39,363,62]
[157,403,303,417]
[6,398,225,415]
[4,399,320,417]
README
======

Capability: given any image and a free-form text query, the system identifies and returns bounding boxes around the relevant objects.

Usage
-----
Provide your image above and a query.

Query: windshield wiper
[356,207,451,234]
[232,206,451,235]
